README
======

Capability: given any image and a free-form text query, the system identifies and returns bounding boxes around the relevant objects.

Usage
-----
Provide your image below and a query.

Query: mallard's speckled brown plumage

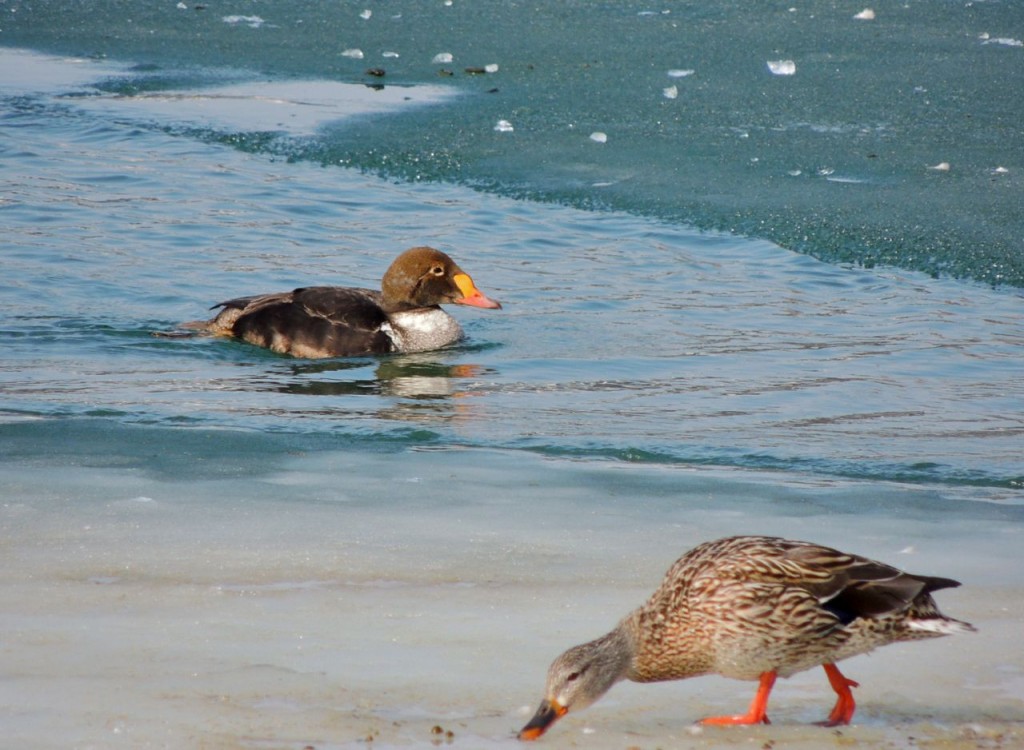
[519,535,974,739]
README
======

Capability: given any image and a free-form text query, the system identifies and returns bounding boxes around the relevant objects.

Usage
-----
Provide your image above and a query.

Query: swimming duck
[185,246,501,358]
[518,535,974,739]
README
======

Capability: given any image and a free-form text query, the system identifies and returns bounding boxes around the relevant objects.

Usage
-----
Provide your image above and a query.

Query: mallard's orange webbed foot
[699,671,776,726]
[815,662,859,726]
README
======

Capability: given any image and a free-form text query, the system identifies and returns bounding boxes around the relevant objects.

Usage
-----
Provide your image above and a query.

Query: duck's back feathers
[695,536,961,623]
[204,287,393,358]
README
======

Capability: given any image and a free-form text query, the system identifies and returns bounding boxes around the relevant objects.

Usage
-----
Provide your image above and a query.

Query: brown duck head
[380,246,501,312]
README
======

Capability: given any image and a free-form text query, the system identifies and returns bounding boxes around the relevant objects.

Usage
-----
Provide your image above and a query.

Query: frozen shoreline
[2,443,1022,749]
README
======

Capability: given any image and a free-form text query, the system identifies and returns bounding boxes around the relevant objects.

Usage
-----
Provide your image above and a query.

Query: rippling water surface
[2,47,1022,498]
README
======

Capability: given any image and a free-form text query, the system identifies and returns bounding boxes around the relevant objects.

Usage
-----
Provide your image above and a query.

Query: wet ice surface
[2,444,1023,749]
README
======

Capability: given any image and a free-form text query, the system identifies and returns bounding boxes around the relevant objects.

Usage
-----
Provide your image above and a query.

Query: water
[5,1,1022,286]
[2,3,1024,747]
[2,59,1020,492]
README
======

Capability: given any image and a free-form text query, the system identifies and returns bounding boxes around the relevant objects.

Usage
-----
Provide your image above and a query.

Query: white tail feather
[908,618,976,635]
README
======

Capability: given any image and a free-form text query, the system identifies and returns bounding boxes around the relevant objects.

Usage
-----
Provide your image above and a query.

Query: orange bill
[517,699,566,741]
[453,272,502,309]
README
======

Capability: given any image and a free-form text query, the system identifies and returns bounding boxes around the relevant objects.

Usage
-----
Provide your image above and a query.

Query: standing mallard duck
[519,535,974,739]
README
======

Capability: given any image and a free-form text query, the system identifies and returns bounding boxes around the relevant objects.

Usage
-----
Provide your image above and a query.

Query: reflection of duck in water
[519,535,975,739]
[278,359,490,399]
[183,247,501,358]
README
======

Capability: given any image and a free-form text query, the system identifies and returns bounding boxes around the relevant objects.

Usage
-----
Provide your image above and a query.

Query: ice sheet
[0,48,457,136]
[2,445,1021,749]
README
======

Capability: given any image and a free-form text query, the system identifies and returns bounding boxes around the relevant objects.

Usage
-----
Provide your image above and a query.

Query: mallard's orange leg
[817,662,859,726]
[699,671,776,726]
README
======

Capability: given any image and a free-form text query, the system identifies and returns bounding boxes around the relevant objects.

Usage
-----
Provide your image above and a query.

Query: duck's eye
[430,265,445,276]
[566,667,587,682]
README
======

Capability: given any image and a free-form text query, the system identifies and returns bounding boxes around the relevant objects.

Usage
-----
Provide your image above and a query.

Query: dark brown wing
[221,286,395,357]
[685,536,962,626]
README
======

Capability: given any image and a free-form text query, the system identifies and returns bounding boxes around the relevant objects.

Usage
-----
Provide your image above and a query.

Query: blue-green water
[1,8,1022,496]
[5,1,1022,286]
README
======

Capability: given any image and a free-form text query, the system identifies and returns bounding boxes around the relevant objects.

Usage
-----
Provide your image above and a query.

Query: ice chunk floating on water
[341,48,364,59]
[494,120,514,133]
[432,52,454,64]
[663,85,678,99]
[767,60,797,76]
[854,9,876,21]
[590,131,608,143]
[222,15,264,28]
[982,37,1023,47]
[667,69,695,78]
